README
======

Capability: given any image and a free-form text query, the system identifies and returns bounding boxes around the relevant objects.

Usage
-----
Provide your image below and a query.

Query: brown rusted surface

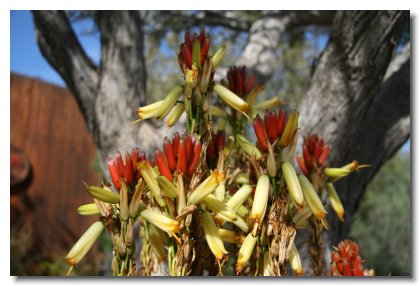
[10,73,101,274]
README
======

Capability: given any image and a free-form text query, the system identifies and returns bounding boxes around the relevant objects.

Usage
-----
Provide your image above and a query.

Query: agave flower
[156,133,202,179]
[330,240,374,276]
[221,66,257,99]
[252,109,298,151]
[296,134,330,176]
[107,148,147,190]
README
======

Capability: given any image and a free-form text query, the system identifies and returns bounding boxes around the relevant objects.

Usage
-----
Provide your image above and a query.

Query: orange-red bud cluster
[330,240,373,276]
[221,66,257,99]
[178,27,211,74]
[156,132,202,181]
[107,149,150,190]
[297,134,330,176]
[252,109,288,152]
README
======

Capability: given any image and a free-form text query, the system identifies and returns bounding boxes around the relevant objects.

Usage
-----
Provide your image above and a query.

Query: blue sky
[10,10,100,87]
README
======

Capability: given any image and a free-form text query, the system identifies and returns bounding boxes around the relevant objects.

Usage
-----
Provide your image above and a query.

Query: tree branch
[32,11,98,132]
[235,11,335,84]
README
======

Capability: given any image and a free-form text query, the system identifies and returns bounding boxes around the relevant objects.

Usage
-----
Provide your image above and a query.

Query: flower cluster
[330,240,374,276]
[65,27,371,277]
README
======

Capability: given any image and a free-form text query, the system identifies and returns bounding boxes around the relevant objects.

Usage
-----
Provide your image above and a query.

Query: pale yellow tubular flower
[282,161,304,209]
[209,105,228,119]
[236,233,258,273]
[187,171,224,206]
[211,45,226,69]
[86,186,120,204]
[298,174,327,219]
[65,221,105,266]
[213,84,250,114]
[250,175,270,225]
[203,194,237,222]
[200,211,228,260]
[165,102,185,128]
[233,172,250,185]
[289,243,303,276]
[227,185,252,212]
[140,208,180,235]
[325,182,345,221]
[138,160,166,207]
[192,40,202,70]
[137,100,164,120]
[77,203,100,216]
[232,215,249,232]
[147,223,167,262]
[157,175,178,199]
[155,85,183,120]
[254,96,282,110]
[324,167,352,182]
[236,134,262,160]
[237,205,249,217]
[214,181,226,201]
[279,111,299,147]
[218,229,238,244]
[185,64,198,89]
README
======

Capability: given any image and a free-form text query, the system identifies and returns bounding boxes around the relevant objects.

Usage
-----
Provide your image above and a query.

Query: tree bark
[234,11,335,83]
[33,11,170,171]
[298,11,410,244]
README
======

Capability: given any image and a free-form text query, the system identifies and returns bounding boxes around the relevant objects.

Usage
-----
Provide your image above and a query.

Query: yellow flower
[65,221,104,266]
[140,208,180,235]
[200,211,228,260]
[137,100,164,120]
[155,85,183,120]
[77,203,100,216]
[236,233,258,273]
[187,171,224,205]
[211,46,226,69]
[213,84,250,114]
[138,161,166,207]
[298,174,327,219]
[325,182,345,221]
[250,175,270,225]
[282,161,304,208]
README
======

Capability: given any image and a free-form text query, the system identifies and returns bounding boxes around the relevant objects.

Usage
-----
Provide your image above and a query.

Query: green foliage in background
[350,149,411,276]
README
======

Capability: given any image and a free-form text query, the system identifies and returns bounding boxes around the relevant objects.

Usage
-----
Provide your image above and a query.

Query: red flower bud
[108,158,122,190]
[199,27,205,45]
[185,32,192,50]
[172,132,180,159]
[131,148,141,180]
[201,35,210,64]
[313,140,323,162]
[155,149,173,181]
[303,146,312,170]
[124,152,134,186]
[163,137,176,171]
[253,114,268,152]
[266,111,278,144]
[318,145,330,165]
[188,141,202,175]
[296,154,309,176]
[277,109,287,136]
[245,73,256,93]
[234,71,243,97]
[116,151,125,176]
[176,138,187,174]
[140,151,146,161]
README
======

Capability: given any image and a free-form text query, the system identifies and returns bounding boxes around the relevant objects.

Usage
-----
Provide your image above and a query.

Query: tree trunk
[33,11,170,174]
[298,11,410,245]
